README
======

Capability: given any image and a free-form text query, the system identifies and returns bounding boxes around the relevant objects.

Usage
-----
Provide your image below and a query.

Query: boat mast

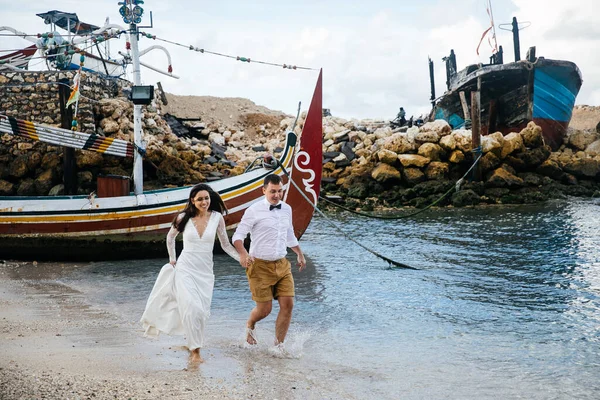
[130,22,144,195]
[119,0,146,195]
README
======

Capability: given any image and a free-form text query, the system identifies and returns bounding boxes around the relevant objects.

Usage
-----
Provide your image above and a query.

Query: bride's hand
[170,260,176,267]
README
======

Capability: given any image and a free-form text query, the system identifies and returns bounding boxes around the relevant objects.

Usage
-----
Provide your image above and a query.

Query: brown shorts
[246,257,295,302]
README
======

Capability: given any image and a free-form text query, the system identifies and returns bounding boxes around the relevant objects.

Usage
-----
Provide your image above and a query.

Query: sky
[1,0,598,120]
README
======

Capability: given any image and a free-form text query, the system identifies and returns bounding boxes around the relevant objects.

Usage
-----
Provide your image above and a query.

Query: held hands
[297,254,306,272]
[170,260,176,267]
[239,253,254,269]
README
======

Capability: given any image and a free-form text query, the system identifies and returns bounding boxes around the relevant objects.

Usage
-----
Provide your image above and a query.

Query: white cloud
[1,0,597,118]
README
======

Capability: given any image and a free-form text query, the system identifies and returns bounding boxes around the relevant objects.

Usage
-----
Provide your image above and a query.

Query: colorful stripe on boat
[0,114,134,158]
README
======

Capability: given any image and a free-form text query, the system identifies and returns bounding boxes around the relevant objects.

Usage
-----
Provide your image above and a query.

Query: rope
[320,153,483,220]
[138,31,318,71]
[275,159,417,270]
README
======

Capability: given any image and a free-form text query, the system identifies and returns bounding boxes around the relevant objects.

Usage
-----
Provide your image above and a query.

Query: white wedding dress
[140,211,239,350]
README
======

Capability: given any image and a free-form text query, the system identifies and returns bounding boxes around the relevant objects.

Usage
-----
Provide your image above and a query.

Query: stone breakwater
[0,71,295,196]
[1,69,599,206]
[319,116,600,210]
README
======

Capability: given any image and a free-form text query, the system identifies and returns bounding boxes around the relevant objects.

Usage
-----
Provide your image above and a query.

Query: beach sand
[0,261,348,400]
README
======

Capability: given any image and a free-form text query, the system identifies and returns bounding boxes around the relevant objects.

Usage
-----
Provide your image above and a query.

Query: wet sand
[0,260,351,400]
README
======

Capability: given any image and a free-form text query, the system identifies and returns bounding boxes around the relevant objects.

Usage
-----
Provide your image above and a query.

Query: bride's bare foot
[246,326,258,345]
[189,349,204,363]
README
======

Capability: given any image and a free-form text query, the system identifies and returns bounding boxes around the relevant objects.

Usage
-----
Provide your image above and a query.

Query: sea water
[55,198,600,399]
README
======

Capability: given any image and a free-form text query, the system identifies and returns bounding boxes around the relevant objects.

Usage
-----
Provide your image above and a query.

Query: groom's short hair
[264,174,282,187]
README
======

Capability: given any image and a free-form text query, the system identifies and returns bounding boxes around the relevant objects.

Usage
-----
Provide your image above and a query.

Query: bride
[141,183,240,363]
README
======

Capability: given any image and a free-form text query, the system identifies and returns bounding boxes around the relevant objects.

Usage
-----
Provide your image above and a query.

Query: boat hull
[433,58,582,150]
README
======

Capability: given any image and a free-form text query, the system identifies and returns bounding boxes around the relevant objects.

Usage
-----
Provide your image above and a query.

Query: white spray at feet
[238,327,312,359]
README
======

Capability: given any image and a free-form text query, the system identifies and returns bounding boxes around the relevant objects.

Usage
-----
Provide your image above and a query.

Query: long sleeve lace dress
[140,211,239,350]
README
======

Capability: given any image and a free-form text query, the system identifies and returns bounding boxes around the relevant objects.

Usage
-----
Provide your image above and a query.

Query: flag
[476,26,492,56]
[66,72,80,108]
[476,0,498,56]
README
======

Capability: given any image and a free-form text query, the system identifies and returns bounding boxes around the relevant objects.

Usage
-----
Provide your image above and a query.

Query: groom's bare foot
[189,350,204,363]
[246,325,258,345]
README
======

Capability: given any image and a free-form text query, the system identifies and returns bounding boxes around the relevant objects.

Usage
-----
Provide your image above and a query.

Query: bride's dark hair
[172,183,227,232]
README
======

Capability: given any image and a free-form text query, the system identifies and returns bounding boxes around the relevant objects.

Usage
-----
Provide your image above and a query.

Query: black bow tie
[269,203,282,211]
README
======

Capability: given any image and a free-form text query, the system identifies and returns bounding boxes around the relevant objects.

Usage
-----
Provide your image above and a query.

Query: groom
[232,173,306,346]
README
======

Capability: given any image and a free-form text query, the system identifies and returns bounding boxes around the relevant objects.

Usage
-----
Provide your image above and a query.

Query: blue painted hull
[433,58,582,150]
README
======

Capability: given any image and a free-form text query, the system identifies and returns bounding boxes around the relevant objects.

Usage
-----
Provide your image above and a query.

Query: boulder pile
[318,116,600,209]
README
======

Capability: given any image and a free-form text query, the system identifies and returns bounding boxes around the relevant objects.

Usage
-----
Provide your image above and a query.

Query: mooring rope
[319,153,483,220]
[275,159,417,270]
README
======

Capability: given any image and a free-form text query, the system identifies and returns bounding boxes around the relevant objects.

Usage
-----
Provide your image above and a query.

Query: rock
[413,130,440,143]
[402,168,425,185]
[500,132,524,158]
[398,154,430,168]
[208,132,225,146]
[584,139,600,156]
[376,149,398,165]
[453,129,473,152]
[34,169,55,195]
[481,135,503,156]
[479,151,501,173]
[569,131,598,151]
[424,161,449,180]
[323,151,340,159]
[420,120,451,136]
[486,167,525,188]
[16,178,36,195]
[157,156,189,185]
[451,189,481,207]
[77,171,93,186]
[484,187,510,200]
[76,151,104,169]
[519,172,544,186]
[332,153,347,162]
[382,133,416,154]
[347,183,369,199]
[333,129,350,143]
[520,122,544,148]
[562,158,600,178]
[48,184,64,196]
[536,159,564,180]
[340,142,356,161]
[0,179,14,195]
[448,150,465,164]
[412,180,450,196]
[515,145,551,168]
[100,118,120,134]
[9,155,29,178]
[418,143,443,161]
[26,152,42,171]
[371,163,401,182]
[373,127,392,139]
[439,134,457,151]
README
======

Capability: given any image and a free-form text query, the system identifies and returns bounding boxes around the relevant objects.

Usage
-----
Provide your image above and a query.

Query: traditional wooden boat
[0,71,323,261]
[1,11,176,79]
[0,44,37,71]
[430,18,582,150]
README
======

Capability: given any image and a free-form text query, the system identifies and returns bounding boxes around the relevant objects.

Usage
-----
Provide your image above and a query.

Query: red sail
[287,69,323,238]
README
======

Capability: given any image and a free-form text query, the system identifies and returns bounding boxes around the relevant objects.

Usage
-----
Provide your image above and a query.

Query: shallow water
[55,198,600,399]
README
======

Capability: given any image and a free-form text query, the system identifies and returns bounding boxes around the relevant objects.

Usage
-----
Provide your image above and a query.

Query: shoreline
[0,260,347,400]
